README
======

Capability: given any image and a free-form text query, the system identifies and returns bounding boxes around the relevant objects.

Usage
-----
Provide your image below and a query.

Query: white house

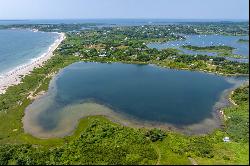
[99,54,107,57]
[223,137,230,142]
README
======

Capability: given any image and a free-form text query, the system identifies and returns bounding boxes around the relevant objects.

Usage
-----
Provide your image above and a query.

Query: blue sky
[0,0,248,20]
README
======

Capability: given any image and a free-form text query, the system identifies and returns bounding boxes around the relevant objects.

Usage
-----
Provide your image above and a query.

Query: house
[223,137,230,142]
[74,52,80,56]
[99,54,107,57]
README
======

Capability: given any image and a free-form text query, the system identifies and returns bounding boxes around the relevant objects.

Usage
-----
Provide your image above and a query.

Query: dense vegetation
[0,119,158,165]
[55,28,248,76]
[224,85,249,143]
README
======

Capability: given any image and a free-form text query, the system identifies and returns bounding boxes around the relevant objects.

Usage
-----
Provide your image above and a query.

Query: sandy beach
[0,32,66,94]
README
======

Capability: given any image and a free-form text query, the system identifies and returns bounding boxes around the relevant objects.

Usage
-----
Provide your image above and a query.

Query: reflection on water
[23,62,247,138]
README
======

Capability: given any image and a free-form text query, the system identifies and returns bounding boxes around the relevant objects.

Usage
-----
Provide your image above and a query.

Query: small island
[182,45,245,59]
[238,38,249,43]
[182,45,234,52]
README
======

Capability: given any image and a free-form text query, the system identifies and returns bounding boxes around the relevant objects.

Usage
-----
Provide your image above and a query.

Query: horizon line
[0,18,249,21]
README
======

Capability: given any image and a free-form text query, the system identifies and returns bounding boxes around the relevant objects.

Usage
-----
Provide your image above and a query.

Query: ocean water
[0,29,59,75]
[24,62,246,137]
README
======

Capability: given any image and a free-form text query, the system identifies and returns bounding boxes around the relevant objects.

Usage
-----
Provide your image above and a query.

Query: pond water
[23,62,246,138]
[147,35,249,63]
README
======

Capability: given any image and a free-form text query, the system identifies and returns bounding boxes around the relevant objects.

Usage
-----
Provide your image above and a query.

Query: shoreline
[0,32,66,94]
[228,91,238,106]
[80,59,249,77]
[22,85,241,139]
[22,63,248,138]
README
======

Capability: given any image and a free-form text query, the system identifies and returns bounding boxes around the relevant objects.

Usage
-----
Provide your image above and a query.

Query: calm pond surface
[24,62,246,138]
[148,35,249,63]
